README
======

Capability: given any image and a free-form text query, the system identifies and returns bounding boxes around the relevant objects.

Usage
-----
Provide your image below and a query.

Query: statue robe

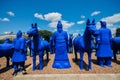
[52,31,71,69]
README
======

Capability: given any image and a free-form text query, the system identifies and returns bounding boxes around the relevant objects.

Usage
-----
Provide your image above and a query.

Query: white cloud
[101,13,120,27]
[34,13,44,20]
[34,12,74,29]
[77,20,85,24]
[49,21,58,28]
[62,20,75,28]
[7,11,15,16]
[49,20,74,29]
[81,15,85,18]
[44,12,62,21]
[0,18,10,22]
[91,11,101,16]
[96,13,120,34]
[96,22,101,29]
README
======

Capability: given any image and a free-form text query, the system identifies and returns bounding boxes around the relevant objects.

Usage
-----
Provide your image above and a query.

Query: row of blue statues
[0,19,120,76]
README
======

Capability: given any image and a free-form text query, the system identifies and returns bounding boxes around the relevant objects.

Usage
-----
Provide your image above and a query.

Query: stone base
[14,74,120,80]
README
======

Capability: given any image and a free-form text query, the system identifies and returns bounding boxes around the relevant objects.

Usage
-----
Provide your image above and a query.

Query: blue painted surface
[111,36,120,62]
[52,21,71,69]
[27,23,49,71]
[73,19,98,70]
[12,30,27,62]
[0,38,14,67]
[96,21,113,67]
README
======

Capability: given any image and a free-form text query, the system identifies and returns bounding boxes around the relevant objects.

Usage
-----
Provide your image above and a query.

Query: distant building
[4,31,13,35]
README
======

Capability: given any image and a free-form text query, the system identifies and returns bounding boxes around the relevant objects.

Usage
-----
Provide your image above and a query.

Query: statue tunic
[12,37,27,62]
[96,28,113,57]
[52,31,71,69]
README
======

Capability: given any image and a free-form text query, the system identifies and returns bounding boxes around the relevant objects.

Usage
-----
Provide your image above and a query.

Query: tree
[116,28,120,36]
[38,30,53,42]
[0,39,5,44]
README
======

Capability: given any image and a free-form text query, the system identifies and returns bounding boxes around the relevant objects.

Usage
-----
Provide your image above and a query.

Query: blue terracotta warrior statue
[12,30,27,76]
[96,21,113,68]
[52,21,71,69]
[50,35,54,54]
[68,34,73,53]
[0,38,14,67]
[27,23,50,71]
[73,19,98,70]
[111,35,120,62]
[73,34,81,62]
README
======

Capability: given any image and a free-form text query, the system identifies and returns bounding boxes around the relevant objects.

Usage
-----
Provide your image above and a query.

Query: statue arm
[109,30,112,40]
[13,38,16,45]
[109,30,112,45]
[53,33,56,48]
[64,32,69,52]
[26,38,31,45]
[20,38,26,53]
[95,31,101,49]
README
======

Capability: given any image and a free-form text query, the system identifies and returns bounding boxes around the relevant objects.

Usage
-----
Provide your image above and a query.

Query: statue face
[27,26,38,37]
[56,21,63,32]
[100,21,106,28]
[17,30,22,38]
[86,19,98,37]
[57,27,62,32]
[88,24,99,36]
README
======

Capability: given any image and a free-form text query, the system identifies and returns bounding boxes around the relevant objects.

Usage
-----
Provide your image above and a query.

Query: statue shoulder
[107,28,111,31]
[19,37,26,42]
[54,31,58,33]
[61,30,66,33]
[53,31,58,35]
[13,38,17,42]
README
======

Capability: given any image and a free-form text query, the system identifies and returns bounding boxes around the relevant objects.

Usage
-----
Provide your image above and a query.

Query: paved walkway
[14,74,120,80]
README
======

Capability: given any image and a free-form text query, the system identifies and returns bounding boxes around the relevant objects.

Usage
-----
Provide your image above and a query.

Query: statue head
[4,38,11,43]
[27,23,39,37]
[57,21,63,32]
[78,33,81,36]
[85,19,98,37]
[16,30,22,38]
[100,21,106,28]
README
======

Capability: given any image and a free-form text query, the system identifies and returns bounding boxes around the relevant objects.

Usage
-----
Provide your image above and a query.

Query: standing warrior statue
[12,30,27,76]
[52,21,71,69]
[96,21,113,68]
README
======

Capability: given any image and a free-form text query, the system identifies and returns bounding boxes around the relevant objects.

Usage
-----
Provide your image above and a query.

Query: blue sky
[0,0,120,35]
